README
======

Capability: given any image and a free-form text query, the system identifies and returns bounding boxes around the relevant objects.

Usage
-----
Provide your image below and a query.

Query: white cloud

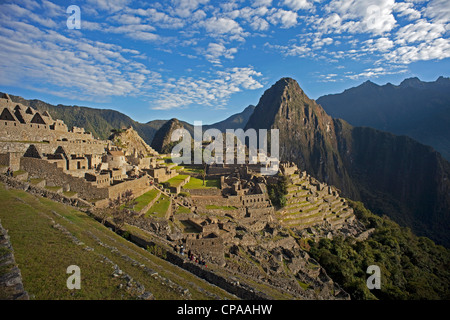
[252,0,273,8]
[364,37,394,51]
[41,0,65,18]
[345,66,407,79]
[204,43,238,64]
[135,8,185,28]
[265,42,313,57]
[202,17,248,41]
[323,0,397,35]
[281,0,314,11]
[152,67,263,110]
[170,0,209,18]
[424,0,450,23]
[112,13,142,25]
[385,37,450,63]
[0,3,58,28]
[0,8,161,101]
[250,16,270,31]
[86,0,131,13]
[395,19,446,44]
[393,1,421,20]
[268,8,299,28]
[312,36,334,48]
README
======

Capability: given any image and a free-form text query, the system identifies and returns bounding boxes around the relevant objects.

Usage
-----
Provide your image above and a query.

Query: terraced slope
[0,183,235,300]
[278,172,355,229]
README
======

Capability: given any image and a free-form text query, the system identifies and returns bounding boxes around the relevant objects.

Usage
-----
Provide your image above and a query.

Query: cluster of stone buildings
[0,93,177,205]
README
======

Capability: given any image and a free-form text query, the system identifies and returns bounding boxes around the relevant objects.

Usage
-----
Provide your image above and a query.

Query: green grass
[29,178,44,185]
[0,185,131,299]
[131,189,160,212]
[175,206,191,214]
[145,194,170,218]
[0,183,235,300]
[13,170,26,177]
[205,205,237,210]
[63,191,77,197]
[297,280,310,290]
[183,177,219,189]
[181,167,204,174]
[167,175,189,188]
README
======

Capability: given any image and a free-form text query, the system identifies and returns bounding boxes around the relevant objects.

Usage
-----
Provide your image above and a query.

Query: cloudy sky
[0,0,449,124]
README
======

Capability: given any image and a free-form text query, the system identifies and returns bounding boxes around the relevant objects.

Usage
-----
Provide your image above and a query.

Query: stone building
[0,95,157,206]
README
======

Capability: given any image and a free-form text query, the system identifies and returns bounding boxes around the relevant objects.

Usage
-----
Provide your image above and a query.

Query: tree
[201,164,207,186]
[268,174,289,208]
[97,208,110,225]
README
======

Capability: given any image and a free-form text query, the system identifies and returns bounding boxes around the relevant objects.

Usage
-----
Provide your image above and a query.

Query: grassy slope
[145,194,170,218]
[132,189,160,212]
[0,183,234,300]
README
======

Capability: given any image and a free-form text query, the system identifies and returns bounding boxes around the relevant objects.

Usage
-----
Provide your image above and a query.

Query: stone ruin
[0,95,173,206]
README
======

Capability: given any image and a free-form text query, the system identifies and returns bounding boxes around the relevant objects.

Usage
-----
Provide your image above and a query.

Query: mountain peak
[245,77,329,132]
[150,118,184,154]
[273,77,304,94]
[360,80,378,88]
[400,77,422,88]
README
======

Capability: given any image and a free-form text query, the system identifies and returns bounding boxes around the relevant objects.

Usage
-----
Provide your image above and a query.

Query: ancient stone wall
[0,220,29,300]
[108,176,150,200]
[20,157,150,201]
[0,140,105,158]
[20,157,108,200]
[0,174,92,208]
[0,153,7,166]
[0,153,21,171]
[242,193,269,207]
[247,206,274,217]
[0,120,95,143]
[183,188,222,196]
[192,196,241,208]
[185,236,224,262]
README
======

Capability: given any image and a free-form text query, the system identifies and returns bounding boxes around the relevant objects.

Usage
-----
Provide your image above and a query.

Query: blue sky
[0,0,449,124]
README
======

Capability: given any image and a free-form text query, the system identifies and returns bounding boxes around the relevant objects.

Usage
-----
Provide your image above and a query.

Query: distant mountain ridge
[245,77,450,246]
[317,76,450,160]
[204,105,255,132]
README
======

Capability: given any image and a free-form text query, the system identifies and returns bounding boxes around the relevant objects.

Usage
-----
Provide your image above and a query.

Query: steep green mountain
[245,77,358,198]
[245,78,450,247]
[205,105,255,131]
[316,77,450,160]
[150,118,186,154]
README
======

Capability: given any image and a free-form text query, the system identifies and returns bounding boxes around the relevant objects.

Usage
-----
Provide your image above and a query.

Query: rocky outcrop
[0,220,29,300]
[109,126,158,157]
